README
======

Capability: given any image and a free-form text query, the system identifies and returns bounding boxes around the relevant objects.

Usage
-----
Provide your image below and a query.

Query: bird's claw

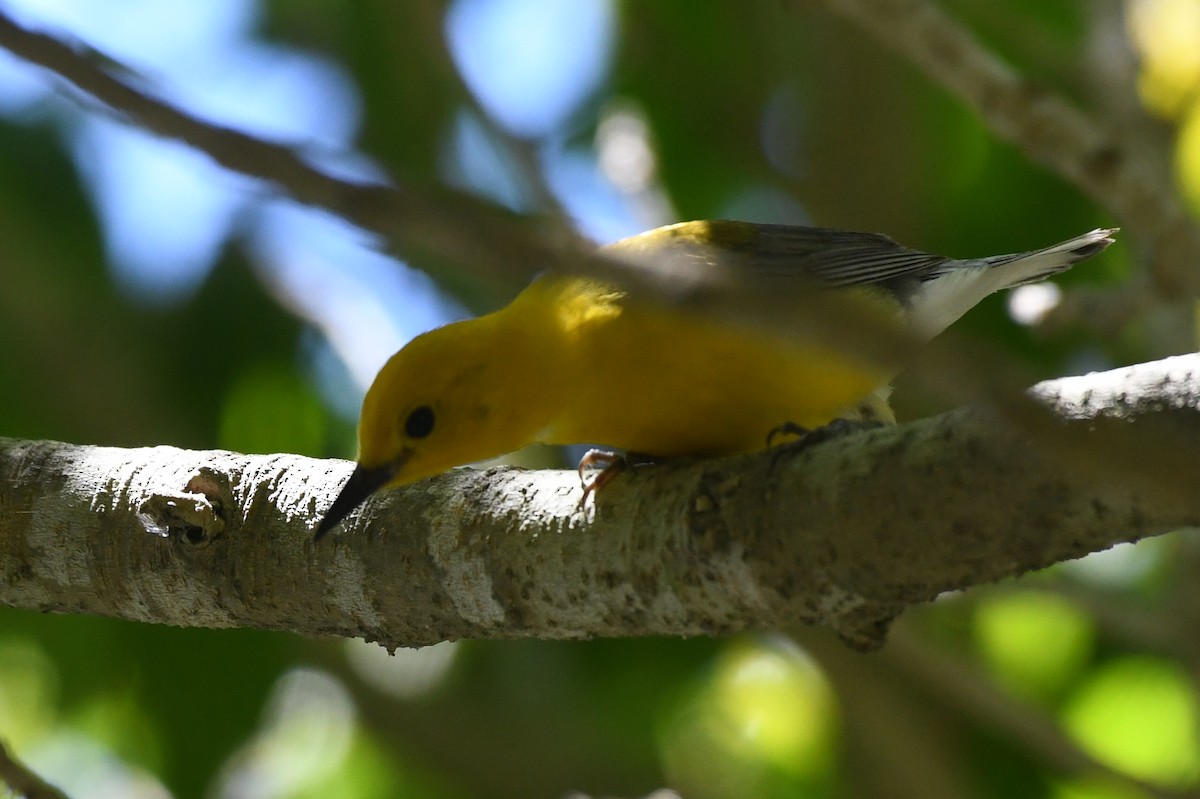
[766,418,885,469]
[765,421,810,449]
[577,449,627,509]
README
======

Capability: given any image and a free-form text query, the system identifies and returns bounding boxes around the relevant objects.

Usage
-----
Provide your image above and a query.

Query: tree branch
[0,741,69,799]
[0,9,928,371]
[0,10,579,294]
[2,355,1197,650]
[815,0,1200,309]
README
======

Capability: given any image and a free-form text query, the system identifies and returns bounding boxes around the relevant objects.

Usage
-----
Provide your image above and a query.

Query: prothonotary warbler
[315,220,1116,539]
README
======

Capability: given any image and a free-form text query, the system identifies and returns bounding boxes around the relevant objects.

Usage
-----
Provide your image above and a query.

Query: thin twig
[0,741,69,799]
[0,8,923,361]
[0,10,576,294]
[815,0,1200,307]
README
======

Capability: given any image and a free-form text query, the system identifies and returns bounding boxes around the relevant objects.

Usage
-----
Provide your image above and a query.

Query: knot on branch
[135,468,227,546]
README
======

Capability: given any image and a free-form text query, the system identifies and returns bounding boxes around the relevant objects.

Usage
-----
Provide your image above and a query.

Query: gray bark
[3,355,1198,650]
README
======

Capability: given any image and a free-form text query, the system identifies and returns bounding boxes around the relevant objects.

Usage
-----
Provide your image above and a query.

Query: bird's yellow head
[315,317,538,539]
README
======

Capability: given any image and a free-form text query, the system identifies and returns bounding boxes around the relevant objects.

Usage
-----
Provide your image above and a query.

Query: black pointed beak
[314,457,405,541]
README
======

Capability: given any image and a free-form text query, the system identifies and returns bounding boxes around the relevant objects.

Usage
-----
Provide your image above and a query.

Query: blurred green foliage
[1,2,1198,799]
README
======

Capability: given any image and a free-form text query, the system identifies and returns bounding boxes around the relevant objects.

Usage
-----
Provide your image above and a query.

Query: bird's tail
[982,228,1118,289]
[906,227,1117,339]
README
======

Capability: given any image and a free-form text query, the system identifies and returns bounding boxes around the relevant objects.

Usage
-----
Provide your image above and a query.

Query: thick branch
[2,356,1197,650]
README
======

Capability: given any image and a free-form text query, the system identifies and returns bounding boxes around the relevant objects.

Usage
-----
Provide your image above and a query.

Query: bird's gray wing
[738,223,956,288]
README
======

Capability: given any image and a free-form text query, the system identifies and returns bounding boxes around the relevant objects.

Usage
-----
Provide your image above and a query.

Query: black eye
[404,405,435,439]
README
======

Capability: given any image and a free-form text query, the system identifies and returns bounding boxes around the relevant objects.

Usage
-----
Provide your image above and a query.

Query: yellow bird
[315,220,1115,539]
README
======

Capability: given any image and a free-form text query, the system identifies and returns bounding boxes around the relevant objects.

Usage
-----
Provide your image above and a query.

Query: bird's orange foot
[577,449,625,508]
[577,449,657,508]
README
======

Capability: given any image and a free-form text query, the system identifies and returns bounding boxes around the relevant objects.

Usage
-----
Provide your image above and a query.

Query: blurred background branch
[0,740,69,799]
[816,0,1200,342]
